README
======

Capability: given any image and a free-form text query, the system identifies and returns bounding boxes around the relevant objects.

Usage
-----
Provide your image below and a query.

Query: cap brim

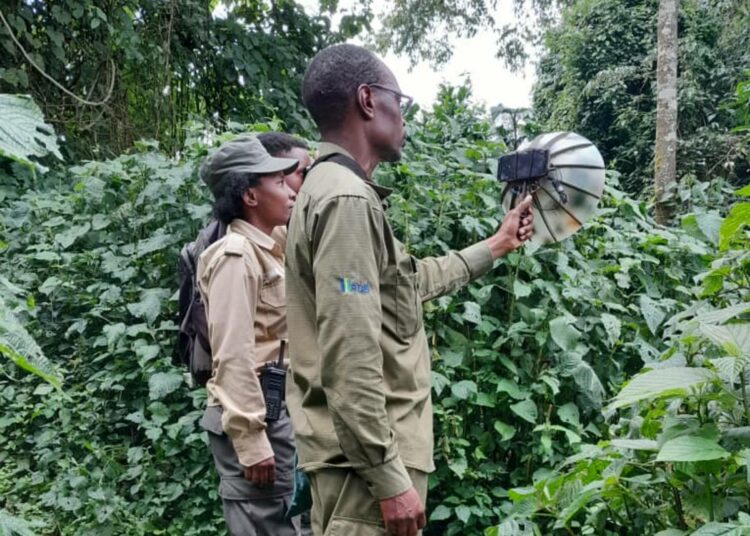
[249,155,299,175]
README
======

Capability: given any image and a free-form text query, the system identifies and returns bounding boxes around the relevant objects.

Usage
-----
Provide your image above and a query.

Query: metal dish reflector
[499,132,605,245]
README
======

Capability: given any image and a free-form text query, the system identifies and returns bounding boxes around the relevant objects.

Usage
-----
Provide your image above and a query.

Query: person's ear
[242,188,258,208]
[356,84,376,120]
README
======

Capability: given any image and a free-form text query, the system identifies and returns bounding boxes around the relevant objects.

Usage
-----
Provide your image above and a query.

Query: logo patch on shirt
[339,277,370,295]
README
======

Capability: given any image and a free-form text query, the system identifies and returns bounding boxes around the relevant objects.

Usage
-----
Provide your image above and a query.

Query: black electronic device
[260,340,287,422]
[497,132,606,245]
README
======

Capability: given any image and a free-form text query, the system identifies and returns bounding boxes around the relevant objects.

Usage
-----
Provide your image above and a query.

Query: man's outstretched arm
[416,195,534,301]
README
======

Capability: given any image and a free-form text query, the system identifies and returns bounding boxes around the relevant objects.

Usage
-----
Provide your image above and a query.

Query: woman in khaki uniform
[196,135,307,536]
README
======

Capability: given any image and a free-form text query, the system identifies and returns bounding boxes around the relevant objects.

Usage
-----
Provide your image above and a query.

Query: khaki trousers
[201,405,312,536]
[308,467,428,536]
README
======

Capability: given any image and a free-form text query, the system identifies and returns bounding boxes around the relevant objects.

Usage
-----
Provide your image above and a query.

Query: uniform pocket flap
[200,405,224,435]
[219,472,293,500]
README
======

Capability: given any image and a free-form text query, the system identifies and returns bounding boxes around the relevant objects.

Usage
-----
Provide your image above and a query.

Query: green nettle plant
[0,121,266,534]
[380,85,748,536]
[489,186,750,536]
[0,83,747,536]
[0,94,64,388]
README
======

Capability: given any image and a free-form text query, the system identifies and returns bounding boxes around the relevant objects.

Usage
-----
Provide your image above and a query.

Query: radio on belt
[260,339,287,422]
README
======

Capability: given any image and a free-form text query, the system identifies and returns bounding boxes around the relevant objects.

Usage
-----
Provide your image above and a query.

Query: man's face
[278,147,312,194]
[249,172,297,228]
[368,69,407,163]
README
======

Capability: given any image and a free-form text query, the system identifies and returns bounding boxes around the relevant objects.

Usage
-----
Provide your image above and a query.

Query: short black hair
[302,44,388,131]
[212,171,260,224]
[257,132,307,156]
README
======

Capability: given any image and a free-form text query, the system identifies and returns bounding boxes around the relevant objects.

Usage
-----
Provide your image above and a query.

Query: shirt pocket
[395,270,422,339]
[260,272,285,308]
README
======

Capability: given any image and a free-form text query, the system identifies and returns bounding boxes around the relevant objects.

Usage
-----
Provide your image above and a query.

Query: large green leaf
[656,435,729,462]
[455,505,471,523]
[462,301,482,324]
[148,371,184,400]
[485,519,535,536]
[719,202,750,251]
[54,223,91,249]
[554,480,602,527]
[493,420,516,441]
[0,94,62,170]
[640,295,667,335]
[667,303,750,340]
[0,509,41,536]
[556,402,580,428]
[695,212,723,245]
[451,380,478,400]
[690,522,743,536]
[431,371,450,396]
[696,304,750,325]
[0,295,61,389]
[513,279,532,298]
[710,356,750,385]
[127,288,170,325]
[429,505,451,522]
[600,313,622,347]
[683,212,724,245]
[610,439,659,451]
[549,315,580,351]
[570,360,605,408]
[496,378,529,400]
[607,367,714,410]
[700,323,750,357]
[510,399,538,423]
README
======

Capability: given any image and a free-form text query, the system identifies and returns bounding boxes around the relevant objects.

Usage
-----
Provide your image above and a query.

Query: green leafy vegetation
[0,0,363,157]
[533,0,750,195]
[0,0,748,535]
[0,95,61,170]
[0,126,221,534]
[384,84,748,535]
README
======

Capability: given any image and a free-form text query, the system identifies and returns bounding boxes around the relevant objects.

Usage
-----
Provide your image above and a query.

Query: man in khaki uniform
[197,136,309,536]
[285,44,534,536]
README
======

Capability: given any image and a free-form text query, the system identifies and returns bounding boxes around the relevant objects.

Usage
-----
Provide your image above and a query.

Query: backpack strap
[306,152,368,182]
[198,219,227,249]
[306,152,392,200]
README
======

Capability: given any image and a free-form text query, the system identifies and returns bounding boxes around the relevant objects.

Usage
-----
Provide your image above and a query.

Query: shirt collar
[227,219,282,255]
[317,142,393,201]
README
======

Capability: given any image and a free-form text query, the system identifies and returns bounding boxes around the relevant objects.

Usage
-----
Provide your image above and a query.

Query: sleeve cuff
[230,429,274,468]
[459,241,494,279]
[357,456,413,500]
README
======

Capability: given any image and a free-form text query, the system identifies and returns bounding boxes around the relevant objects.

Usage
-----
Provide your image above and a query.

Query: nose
[287,183,297,201]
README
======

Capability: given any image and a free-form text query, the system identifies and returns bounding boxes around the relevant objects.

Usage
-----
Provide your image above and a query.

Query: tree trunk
[654,0,679,224]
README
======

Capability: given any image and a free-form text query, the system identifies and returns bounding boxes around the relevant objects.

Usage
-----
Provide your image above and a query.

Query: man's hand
[243,456,275,486]
[486,195,535,259]
[379,486,426,536]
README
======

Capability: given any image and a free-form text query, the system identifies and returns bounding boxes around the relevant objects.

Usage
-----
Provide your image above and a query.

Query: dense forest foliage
[533,0,750,194]
[0,0,366,156]
[1,0,749,535]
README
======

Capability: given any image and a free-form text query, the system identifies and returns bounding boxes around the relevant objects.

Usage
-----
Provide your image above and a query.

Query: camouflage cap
[200,135,298,197]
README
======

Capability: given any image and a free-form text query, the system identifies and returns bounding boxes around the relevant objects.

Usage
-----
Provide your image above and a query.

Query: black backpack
[173,219,226,386]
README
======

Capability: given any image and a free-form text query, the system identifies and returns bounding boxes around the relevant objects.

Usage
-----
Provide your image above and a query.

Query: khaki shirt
[285,143,494,500]
[197,219,287,467]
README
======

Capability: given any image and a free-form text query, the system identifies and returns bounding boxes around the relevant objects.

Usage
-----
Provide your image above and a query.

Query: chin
[383,147,402,163]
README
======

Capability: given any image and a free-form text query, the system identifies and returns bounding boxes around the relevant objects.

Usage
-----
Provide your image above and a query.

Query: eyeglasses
[368,83,414,116]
